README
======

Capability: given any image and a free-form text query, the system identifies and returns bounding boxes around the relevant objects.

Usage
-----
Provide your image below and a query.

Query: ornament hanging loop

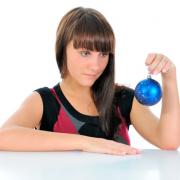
[147,74,151,79]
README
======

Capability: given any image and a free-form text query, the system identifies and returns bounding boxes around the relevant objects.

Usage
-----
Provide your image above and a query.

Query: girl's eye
[100,52,109,57]
[80,51,90,57]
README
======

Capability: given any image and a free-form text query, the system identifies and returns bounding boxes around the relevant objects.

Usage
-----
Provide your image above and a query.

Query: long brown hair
[55,7,116,136]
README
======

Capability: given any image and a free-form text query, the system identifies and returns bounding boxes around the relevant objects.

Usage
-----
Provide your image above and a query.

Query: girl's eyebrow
[76,47,109,53]
[77,48,91,52]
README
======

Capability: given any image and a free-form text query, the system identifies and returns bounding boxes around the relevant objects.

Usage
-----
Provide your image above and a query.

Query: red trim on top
[116,106,130,145]
[50,88,78,134]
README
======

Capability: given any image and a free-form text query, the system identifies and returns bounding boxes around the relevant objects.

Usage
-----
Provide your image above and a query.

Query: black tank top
[34,83,134,145]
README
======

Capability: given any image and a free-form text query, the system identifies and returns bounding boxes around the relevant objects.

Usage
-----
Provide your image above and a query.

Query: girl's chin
[78,79,96,87]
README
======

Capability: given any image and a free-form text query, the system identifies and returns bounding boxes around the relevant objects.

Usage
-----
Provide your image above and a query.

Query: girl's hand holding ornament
[135,54,176,106]
[145,53,175,76]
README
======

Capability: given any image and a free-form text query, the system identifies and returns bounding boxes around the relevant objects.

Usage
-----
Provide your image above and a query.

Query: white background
[0,0,179,149]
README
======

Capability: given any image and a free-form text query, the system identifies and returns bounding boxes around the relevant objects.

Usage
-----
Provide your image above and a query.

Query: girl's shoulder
[33,86,60,131]
[114,83,134,101]
[34,86,58,107]
[34,86,51,97]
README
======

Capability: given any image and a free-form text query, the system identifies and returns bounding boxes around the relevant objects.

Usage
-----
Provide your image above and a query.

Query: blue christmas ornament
[135,75,162,106]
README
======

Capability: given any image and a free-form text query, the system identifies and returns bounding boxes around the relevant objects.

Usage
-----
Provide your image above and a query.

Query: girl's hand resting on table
[82,137,140,155]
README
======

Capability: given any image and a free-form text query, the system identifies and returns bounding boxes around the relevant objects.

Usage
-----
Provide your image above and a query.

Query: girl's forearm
[0,126,88,151]
[158,68,180,148]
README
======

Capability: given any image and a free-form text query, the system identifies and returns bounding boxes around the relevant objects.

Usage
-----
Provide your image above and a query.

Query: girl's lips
[83,74,97,78]
[84,74,97,76]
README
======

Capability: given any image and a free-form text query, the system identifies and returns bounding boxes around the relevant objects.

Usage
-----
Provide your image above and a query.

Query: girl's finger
[147,54,163,73]
[162,60,174,73]
[151,56,168,74]
[145,53,156,65]
[118,145,140,155]
[109,147,138,155]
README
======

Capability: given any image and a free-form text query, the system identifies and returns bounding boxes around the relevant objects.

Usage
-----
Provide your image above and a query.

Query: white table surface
[0,149,180,180]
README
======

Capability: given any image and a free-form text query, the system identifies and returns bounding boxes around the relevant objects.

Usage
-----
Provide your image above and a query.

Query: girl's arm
[0,92,83,151]
[0,126,86,151]
[130,53,180,149]
[157,64,180,148]
[0,92,139,155]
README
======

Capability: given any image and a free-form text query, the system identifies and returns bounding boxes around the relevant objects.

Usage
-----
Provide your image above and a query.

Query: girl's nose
[89,56,101,73]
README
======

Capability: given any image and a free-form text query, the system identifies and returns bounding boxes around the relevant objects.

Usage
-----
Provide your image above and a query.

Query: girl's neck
[60,79,93,100]
[60,78,98,116]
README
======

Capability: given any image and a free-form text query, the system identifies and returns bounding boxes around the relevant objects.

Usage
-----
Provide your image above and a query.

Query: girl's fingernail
[162,69,166,73]
[153,71,158,75]
[136,149,141,154]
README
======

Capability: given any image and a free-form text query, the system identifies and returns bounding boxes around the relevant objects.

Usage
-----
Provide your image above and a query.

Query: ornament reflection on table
[134,75,162,106]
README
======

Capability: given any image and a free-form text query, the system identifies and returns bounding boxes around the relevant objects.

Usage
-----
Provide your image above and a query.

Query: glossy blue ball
[135,77,162,106]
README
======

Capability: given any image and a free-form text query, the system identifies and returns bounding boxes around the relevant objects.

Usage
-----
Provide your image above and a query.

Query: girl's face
[65,41,109,87]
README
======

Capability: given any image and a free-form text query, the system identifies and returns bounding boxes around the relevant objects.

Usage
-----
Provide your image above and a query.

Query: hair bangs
[72,14,114,53]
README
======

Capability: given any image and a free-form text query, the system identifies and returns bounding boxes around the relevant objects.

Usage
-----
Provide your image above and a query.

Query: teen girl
[0,7,179,155]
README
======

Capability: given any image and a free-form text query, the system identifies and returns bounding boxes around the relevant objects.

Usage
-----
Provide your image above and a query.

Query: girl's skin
[0,41,179,155]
